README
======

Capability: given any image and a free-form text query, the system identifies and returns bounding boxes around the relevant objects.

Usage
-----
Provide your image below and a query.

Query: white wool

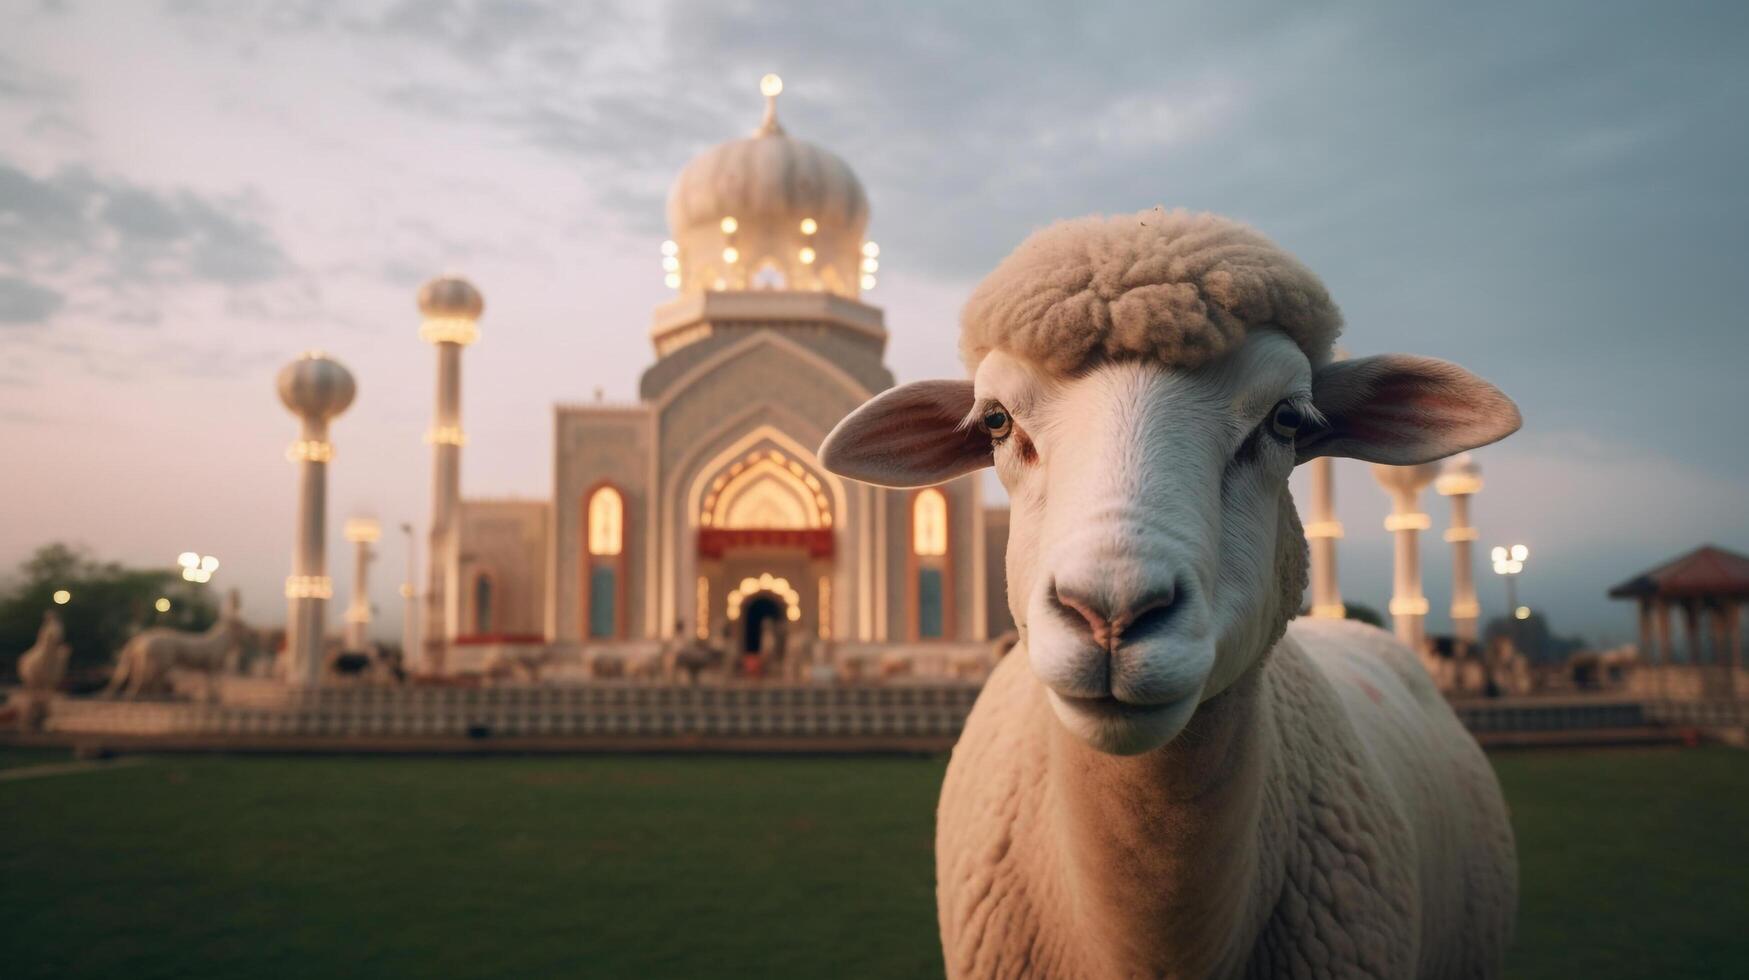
[960,208,1343,375]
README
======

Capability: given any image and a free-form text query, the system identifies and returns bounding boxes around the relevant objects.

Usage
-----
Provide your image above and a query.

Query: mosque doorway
[740,593,786,654]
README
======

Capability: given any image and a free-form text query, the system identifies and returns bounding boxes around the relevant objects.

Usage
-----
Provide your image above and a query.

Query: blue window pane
[474,576,494,634]
[918,567,944,639]
[589,567,617,638]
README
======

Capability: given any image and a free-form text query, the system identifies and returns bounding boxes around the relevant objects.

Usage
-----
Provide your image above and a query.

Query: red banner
[697,528,834,559]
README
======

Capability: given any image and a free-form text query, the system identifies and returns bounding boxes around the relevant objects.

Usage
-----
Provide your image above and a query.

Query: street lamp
[1490,544,1529,618]
[179,552,219,583]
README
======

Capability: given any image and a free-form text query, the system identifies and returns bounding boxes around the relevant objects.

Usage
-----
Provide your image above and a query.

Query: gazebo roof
[1608,545,1749,600]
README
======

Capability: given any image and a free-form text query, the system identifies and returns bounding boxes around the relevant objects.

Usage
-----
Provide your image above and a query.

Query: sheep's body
[937,616,1515,979]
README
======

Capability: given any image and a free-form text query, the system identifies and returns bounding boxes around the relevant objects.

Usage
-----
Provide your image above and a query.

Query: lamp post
[278,351,357,685]
[1372,462,1441,651]
[418,275,482,672]
[1436,453,1483,648]
[401,522,419,673]
[1491,544,1529,620]
[343,517,381,651]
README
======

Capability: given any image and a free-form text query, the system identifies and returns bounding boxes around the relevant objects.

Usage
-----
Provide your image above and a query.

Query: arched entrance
[740,593,785,653]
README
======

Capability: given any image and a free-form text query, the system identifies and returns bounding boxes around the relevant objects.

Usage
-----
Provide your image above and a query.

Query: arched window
[588,487,623,556]
[913,488,948,556]
[912,488,950,640]
[473,573,494,635]
[583,484,627,640]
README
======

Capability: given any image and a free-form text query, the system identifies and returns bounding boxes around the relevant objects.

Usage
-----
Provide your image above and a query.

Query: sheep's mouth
[1054,692,1172,719]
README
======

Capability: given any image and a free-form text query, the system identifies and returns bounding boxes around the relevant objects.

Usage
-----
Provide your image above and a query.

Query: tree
[1343,603,1386,629]
[1483,610,1584,666]
[0,543,218,678]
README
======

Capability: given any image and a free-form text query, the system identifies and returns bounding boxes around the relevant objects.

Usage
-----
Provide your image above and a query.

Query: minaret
[1371,462,1441,650]
[1304,455,1345,619]
[342,517,380,650]
[1436,453,1483,647]
[417,275,482,669]
[278,351,356,685]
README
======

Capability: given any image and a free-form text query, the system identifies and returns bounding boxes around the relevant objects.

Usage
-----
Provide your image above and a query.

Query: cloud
[0,160,294,331]
[0,273,63,323]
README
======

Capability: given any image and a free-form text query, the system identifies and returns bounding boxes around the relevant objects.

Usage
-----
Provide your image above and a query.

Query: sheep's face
[820,331,1520,756]
[972,335,1311,754]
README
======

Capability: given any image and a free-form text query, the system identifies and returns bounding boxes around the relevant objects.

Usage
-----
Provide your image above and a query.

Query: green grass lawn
[1,746,1744,979]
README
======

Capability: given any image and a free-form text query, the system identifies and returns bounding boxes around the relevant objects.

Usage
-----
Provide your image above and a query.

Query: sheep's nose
[1051,581,1179,652]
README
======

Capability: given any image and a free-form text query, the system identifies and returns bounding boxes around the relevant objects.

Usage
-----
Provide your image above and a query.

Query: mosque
[414,76,1009,673]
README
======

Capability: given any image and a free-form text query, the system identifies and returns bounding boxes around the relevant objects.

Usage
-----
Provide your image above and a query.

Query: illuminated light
[1515,605,1532,620]
[52,589,70,605]
[154,597,171,613]
[1383,512,1431,532]
[418,316,479,346]
[799,217,817,235]
[200,555,219,573]
[344,520,380,543]
[287,439,335,462]
[399,583,415,599]
[423,427,466,447]
[818,576,831,639]
[179,552,199,567]
[798,247,816,264]
[664,273,682,289]
[696,578,711,639]
[1310,602,1346,619]
[861,257,879,273]
[862,241,880,257]
[1491,546,1508,562]
[760,73,783,98]
[722,246,739,264]
[912,488,948,556]
[860,274,876,290]
[285,575,333,599]
[662,256,680,272]
[1388,596,1430,616]
[660,239,679,256]
[1510,544,1529,562]
[720,216,738,234]
[588,487,624,556]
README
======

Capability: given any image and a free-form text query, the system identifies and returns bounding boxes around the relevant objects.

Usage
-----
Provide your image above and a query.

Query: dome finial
[757,73,784,136]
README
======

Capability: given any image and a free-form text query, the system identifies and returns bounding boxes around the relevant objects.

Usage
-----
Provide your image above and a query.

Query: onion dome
[661,75,878,298]
[1371,461,1442,496]
[277,351,356,421]
[418,275,483,344]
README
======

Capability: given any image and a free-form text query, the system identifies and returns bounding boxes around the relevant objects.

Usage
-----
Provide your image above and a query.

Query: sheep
[820,209,1521,979]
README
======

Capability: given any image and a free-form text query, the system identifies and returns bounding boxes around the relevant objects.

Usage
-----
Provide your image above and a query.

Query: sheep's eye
[979,404,1012,439]
[1268,400,1304,442]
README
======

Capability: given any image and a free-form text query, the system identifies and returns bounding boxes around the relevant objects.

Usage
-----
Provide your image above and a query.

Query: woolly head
[823,210,1520,755]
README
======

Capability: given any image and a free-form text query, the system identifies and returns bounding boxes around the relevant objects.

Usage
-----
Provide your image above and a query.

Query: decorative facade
[425,77,1006,670]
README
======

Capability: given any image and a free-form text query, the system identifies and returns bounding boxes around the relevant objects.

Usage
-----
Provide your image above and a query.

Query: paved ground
[1,746,1745,978]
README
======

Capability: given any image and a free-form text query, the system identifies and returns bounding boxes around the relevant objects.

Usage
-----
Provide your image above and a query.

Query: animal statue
[17,609,72,694]
[481,646,558,684]
[105,590,248,700]
[821,209,1521,979]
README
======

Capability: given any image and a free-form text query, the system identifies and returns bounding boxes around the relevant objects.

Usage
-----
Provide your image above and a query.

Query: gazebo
[1609,544,1749,699]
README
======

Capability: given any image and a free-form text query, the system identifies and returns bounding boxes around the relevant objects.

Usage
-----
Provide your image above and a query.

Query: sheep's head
[820,210,1520,755]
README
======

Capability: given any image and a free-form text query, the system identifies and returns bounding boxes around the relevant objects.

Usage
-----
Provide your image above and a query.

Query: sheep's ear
[820,380,991,488]
[1297,354,1521,466]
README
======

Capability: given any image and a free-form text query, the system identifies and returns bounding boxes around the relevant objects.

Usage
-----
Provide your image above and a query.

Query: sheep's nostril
[1050,581,1179,651]
[1051,586,1114,647]
[1119,584,1180,644]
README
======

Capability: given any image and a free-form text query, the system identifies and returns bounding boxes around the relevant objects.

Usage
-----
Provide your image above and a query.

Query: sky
[1,0,1745,646]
